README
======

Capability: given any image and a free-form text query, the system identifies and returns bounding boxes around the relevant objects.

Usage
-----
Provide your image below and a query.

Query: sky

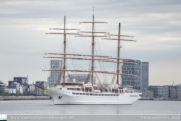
[0,0,181,86]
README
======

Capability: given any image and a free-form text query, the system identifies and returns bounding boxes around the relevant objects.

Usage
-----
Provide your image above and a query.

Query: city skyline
[0,0,181,85]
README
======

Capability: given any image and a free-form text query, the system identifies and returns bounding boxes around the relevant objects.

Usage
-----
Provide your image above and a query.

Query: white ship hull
[48,88,141,105]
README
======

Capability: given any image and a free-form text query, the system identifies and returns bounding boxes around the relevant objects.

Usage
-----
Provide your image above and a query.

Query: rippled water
[0,100,181,114]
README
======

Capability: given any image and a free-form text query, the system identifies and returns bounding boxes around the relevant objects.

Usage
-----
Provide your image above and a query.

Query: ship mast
[45,15,137,88]
[103,23,135,85]
[46,16,80,87]
[63,16,66,87]
[91,14,95,86]
[78,9,108,86]
[117,23,121,85]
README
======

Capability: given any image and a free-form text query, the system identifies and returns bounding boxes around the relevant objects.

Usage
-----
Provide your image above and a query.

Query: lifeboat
[84,83,92,87]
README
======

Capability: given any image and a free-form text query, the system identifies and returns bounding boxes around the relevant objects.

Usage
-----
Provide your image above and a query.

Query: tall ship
[34,12,141,105]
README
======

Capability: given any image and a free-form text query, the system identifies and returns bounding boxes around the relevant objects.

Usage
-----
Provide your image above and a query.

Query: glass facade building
[149,86,169,98]
[48,60,63,87]
[122,60,149,90]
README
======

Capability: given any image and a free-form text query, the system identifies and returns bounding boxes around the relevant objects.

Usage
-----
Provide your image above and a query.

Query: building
[8,81,17,88]
[21,83,29,92]
[16,83,23,94]
[176,85,181,98]
[48,60,63,87]
[7,78,28,94]
[122,60,149,90]
[142,90,154,98]
[149,86,169,98]
[35,81,49,96]
[0,81,5,94]
[29,84,35,94]
[169,86,177,98]
[5,89,16,94]
[8,76,28,89]
[13,76,28,84]
[141,62,149,89]
[7,81,23,94]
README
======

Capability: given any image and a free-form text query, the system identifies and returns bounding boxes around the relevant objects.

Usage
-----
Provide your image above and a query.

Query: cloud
[0,0,181,85]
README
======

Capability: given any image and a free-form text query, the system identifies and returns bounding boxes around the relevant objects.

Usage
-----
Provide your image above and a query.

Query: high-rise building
[48,60,63,87]
[141,62,149,89]
[122,60,149,90]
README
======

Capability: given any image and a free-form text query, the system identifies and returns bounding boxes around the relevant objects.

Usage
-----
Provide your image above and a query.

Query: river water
[0,100,180,114]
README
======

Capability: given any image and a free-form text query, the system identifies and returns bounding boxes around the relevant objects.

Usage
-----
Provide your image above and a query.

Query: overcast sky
[0,0,181,86]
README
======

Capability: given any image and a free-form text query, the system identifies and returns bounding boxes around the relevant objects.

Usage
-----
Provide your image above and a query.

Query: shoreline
[0,96,180,101]
[0,96,50,101]
[140,98,181,101]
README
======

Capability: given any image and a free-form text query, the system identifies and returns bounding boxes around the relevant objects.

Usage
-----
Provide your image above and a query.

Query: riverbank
[140,97,181,101]
[0,96,50,101]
